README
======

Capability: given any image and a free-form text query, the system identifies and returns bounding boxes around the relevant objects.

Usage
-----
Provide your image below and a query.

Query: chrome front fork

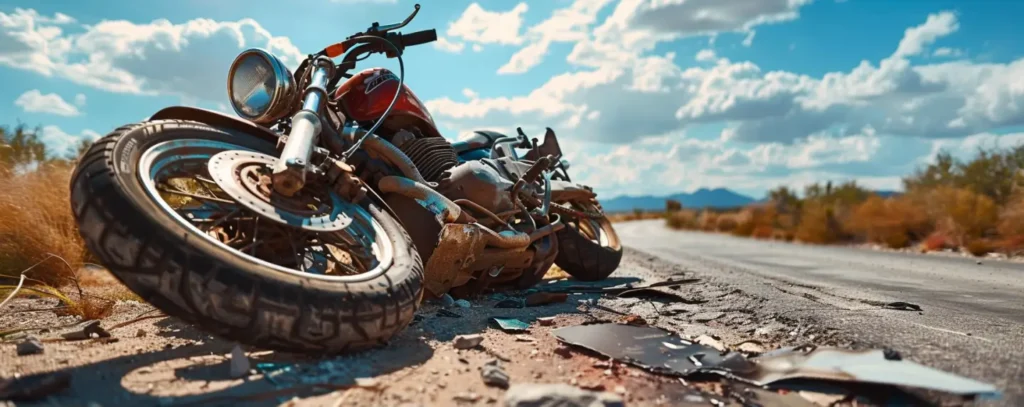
[272,56,336,196]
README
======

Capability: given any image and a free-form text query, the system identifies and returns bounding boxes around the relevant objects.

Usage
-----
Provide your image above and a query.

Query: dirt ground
[0,251,977,406]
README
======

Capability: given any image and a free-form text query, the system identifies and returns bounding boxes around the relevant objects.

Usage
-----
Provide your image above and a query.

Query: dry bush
[921,232,953,252]
[0,164,88,286]
[665,209,698,230]
[965,239,999,257]
[697,210,718,231]
[751,225,774,239]
[795,201,840,244]
[714,212,740,233]
[845,195,930,249]
[919,186,998,246]
[996,197,1024,239]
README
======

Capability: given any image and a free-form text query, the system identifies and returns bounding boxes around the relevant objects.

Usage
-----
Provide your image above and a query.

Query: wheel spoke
[158,186,236,205]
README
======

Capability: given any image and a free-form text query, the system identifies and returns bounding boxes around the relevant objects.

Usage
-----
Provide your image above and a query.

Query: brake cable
[331,36,406,162]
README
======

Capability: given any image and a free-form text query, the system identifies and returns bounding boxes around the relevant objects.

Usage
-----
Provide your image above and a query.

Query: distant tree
[666,199,682,213]
[1,124,48,175]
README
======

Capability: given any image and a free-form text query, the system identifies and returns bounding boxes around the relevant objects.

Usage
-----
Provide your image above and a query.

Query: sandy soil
[0,251,969,407]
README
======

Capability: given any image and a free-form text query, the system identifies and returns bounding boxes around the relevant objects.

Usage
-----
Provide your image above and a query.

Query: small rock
[440,294,456,307]
[453,392,480,403]
[515,335,536,343]
[135,329,146,338]
[613,386,627,395]
[694,335,726,352]
[619,315,647,326]
[537,317,556,326]
[454,299,472,308]
[229,345,250,378]
[453,334,484,349]
[735,341,766,355]
[480,360,510,389]
[505,383,625,407]
[355,377,380,388]
[16,336,44,356]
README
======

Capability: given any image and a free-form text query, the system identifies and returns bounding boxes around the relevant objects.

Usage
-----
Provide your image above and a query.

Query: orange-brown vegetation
[661,144,1024,257]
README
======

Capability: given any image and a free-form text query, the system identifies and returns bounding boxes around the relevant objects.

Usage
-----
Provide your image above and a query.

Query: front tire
[554,201,622,282]
[70,120,423,354]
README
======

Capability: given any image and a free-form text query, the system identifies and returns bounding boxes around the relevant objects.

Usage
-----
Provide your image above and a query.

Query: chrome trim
[226,48,298,124]
[272,57,336,196]
[137,139,394,283]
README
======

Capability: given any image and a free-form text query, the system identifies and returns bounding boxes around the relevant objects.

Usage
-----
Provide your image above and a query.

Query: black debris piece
[615,287,707,304]
[16,336,44,356]
[551,323,748,376]
[882,301,922,311]
[62,320,110,341]
[539,278,701,295]
[882,347,902,361]
[436,309,462,318]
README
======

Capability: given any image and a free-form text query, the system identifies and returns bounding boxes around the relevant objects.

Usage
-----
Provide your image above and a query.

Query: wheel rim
[569,202,621,250]
[137,138,394,282]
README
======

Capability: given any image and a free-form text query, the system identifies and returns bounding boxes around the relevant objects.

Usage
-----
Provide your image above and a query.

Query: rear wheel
[70,120,423,353]
[554,201,622,281]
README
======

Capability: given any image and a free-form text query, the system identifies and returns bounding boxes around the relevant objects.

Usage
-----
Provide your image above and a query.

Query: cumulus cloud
[433,37,465,53]
[499,0,615,74]
[0,8,303,103]
[446,3,529,47]
[39,126,101,157]
[14,89,82,116]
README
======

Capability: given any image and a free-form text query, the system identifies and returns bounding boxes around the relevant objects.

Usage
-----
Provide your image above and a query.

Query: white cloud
[0,9,303,103]
[446,3,529,47]
[433,37,465,53]
[14,89,82,116]
[932,47,963,57]
[39,126,100,157]
[472,44,483,52]
[894,11,958,57]
[74,93,86,106]
[695,49,716,62]
[498,0,615,74]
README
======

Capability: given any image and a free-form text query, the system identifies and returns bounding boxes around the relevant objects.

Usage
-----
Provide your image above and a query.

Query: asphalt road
[617,219,1024,405]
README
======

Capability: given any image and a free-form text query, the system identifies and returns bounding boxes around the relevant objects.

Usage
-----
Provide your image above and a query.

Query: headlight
[227,48,298,124]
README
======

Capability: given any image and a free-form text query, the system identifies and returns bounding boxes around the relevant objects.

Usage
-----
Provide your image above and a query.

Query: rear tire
[554,202,622,282]
[70,120,423,354]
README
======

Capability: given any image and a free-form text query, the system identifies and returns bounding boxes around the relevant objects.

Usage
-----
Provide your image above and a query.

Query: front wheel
[70,120,423,354]
[553,201,622,281]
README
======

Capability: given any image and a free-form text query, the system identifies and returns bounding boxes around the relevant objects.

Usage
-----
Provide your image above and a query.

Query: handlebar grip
[402,29,437,47]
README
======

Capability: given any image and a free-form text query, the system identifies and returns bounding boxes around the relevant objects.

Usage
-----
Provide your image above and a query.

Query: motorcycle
[69,4,622,353]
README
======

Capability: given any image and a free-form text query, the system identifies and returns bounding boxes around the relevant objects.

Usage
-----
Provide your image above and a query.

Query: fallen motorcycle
[68,4,621,353]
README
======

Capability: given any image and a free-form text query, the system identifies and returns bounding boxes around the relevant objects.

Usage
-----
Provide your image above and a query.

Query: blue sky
[2,0,1023,199]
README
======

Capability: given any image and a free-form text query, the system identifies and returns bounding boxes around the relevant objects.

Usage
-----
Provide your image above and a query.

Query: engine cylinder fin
[397,136,459,183]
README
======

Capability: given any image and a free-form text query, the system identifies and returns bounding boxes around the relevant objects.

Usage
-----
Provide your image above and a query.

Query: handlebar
[400,29,437,47]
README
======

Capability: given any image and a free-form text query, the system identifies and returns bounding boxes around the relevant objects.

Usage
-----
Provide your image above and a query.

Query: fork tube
[272,56,335,196]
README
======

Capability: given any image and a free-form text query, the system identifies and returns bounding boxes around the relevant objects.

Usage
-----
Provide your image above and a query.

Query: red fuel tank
[333,67,442,138]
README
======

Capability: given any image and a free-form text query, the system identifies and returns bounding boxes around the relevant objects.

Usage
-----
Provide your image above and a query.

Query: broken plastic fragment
[491,317,530,333]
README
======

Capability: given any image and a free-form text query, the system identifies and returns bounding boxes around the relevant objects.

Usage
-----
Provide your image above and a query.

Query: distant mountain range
[600,188,757,213]
[600,188,904,213]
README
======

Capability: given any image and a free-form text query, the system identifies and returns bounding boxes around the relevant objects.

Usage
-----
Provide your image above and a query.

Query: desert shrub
[920,232,952,252]
[965,239,999,257]
[666,199,682,213]
[665,209,698,230]
[751,225,774,239]
[795,201,840,244]
[697,210,718,231]
[919,186,998,246]
[716,214,739,233]
[996,196,1024,239]
[845,195,930,248]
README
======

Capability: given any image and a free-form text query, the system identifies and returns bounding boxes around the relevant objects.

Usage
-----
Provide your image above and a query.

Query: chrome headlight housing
[227,48,298,124]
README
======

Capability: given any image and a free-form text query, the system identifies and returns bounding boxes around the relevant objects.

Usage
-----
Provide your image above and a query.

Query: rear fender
[149,106,281,145]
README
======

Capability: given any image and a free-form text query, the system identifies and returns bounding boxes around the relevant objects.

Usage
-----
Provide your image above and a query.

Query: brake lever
[367,4,421,34]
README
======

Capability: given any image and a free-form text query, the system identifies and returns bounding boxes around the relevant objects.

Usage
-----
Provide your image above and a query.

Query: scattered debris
[553,324,729,376]
[515,335,536,342]
[504,383,625,407]
[882,301,922,311]
[230,345,250,378]
[540,278,701,295]
[0,371,71,401]
[437,309,462,318]
[61,320,110,341]
[16,336,44,356]
[453,334,484,349]
[135,329,147,338]
[616,287,706,304]
[525,292,568,306]
[691,311,725,322]
[883,347,902,361]
[537,316,556,326]
[480,360,510,389]
[440,294,456,307]
[619,314,647,326]
[454,299,472,308]
[693,335,726,353]
[491,317,530,333]
[494,298,526,308]
[743,346,1001,398]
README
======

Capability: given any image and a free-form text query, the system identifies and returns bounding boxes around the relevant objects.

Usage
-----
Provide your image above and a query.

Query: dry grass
[0,165,138,320]
[665,209,698,230]
[607,210,664,223]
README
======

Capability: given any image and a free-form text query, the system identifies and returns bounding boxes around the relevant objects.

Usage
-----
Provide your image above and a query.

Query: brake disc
[207,150,354,232]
